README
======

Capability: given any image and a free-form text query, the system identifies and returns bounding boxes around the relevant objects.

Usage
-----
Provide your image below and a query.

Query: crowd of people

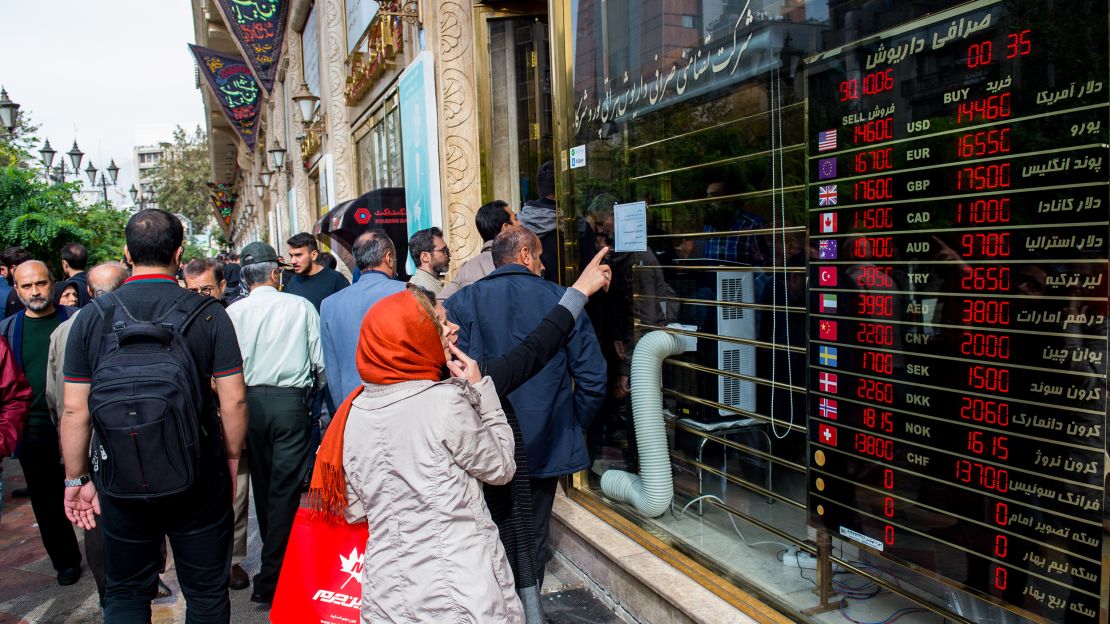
[0,162,614,623]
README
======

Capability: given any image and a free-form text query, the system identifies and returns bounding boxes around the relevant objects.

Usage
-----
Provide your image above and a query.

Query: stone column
[284,30,314,233]
[432,1,484,265]
[319,0,358,203]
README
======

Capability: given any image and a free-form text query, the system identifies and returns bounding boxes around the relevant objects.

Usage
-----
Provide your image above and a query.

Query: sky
[1,1,206,205]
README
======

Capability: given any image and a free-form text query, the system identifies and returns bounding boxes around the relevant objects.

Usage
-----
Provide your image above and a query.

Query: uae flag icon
[818,423,838,447]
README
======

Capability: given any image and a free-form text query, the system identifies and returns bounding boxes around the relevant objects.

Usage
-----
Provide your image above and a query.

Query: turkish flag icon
[818,423,838,447]
[818,266,837,287]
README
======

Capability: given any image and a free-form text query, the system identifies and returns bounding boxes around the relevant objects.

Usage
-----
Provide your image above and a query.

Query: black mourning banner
[190,45,262,150]
[212,0,289,94]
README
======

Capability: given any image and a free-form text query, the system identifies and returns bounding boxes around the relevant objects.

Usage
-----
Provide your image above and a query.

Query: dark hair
[183,258,225,284]
[408,227,444,266]
[1,246,31,270]
[536,160,555,198]
[353,228,394,271]
[287,232,318,252]
[475,200,511,242]
[60,242,88,271]
[317,253,337,269]
[125,209,183,267]
[492,226,540,268]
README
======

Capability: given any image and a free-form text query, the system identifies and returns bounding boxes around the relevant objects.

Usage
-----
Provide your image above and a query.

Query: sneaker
[57,567,81,586]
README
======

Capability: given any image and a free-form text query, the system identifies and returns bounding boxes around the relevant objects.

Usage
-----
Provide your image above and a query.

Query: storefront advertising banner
[398,50,442,275]
[211,0,290,94]
[190,45,262,150]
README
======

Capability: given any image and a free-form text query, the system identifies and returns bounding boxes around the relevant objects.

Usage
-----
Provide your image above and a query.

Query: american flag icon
[818,185,838,206]
[817,129,837,152]
[818,397,838,420]
[818,239,837,259]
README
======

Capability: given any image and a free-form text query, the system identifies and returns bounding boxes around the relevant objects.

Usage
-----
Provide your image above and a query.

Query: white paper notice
[614,201,647,252]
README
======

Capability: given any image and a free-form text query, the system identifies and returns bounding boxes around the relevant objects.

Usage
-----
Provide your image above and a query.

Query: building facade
[133,143,167,210]
[191,1,1108,623]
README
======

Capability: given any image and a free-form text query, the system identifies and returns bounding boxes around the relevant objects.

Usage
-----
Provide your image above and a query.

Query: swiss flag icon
[818,423,838,447]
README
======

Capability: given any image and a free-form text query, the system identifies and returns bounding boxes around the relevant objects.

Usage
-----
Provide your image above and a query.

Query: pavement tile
[0,612,30,624]
[0,572,53,606]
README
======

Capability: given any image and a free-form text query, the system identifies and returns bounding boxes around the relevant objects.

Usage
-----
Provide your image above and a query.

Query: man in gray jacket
[440,200,518,300]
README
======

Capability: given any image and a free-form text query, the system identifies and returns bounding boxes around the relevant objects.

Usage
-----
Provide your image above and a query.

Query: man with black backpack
[59,209,249,623]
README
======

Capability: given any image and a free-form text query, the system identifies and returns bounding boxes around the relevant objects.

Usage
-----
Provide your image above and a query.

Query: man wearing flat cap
[226,242,325,605]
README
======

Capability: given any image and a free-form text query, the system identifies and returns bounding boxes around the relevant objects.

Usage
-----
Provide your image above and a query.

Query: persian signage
[191,45,263,150]
[805,1,1108,622]
[212,0,290,94]
[209,182,238,226]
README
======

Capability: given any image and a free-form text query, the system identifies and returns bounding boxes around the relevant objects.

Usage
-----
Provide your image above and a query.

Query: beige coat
[343,376,524,623]
[439,241,495,300]
[45,310,81,426]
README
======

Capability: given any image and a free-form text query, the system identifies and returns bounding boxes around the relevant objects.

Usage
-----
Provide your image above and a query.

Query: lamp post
[0,87,20,134]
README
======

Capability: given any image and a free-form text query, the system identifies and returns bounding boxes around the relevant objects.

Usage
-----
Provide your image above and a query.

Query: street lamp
[268,139,286,171]
[129,184,138,203]
[255,183,265,199]
[291,83,319,128]
[260,170,273,186]
[85,161,98,185]
[39,139,56,170]
[67,141,84,174]
[95,173,111,205]
[106,159,120,185]
[0,87,19,133]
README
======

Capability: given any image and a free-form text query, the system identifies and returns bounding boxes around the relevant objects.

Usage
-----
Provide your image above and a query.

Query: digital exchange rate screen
[804,1,1108,622]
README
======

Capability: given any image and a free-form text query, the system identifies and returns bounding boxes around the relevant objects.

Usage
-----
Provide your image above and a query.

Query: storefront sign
[344,15,404,105]
[569,144,587,169]
[212,0,290,94]
[613,201,647,252]
[398,50,443,275]
[302,7,321,97]
[191,45,263,150]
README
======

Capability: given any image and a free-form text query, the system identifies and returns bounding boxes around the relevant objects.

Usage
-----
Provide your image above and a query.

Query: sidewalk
[0,459,624,623]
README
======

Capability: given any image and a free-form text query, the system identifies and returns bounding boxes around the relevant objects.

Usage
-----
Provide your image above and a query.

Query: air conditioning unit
[716,271,757,415]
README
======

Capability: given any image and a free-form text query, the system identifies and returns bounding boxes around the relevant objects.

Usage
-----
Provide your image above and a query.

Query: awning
[312,187,409,278]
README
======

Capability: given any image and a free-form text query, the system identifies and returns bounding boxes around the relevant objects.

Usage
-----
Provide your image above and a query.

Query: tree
[148,125,214,228]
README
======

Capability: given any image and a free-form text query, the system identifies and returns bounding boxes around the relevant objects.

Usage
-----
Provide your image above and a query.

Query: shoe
[229,564,250,590]
[156,578,172,598]
[11,487,29,499]
[57,567,81,586]
[250,590,274,605]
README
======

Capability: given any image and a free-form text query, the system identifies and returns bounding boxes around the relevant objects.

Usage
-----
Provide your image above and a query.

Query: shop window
[355,92,404,193]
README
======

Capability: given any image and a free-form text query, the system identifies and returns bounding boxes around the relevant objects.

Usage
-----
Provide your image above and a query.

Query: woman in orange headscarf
[310,286,523,623]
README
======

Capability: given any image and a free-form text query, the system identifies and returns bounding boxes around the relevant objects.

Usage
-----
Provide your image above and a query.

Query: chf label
[907,452,930,467]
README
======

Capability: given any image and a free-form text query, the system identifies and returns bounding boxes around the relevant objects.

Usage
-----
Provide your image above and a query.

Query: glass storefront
[555,1,1108,623]
[355,92,405,193]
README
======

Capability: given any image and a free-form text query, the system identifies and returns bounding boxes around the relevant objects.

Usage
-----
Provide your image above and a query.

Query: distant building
[132,143,170,211]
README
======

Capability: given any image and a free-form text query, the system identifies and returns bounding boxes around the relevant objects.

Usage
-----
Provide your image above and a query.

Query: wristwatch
[63,474,91,488]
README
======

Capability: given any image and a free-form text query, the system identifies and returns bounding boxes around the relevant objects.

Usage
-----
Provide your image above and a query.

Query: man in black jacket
[518,161,560,283]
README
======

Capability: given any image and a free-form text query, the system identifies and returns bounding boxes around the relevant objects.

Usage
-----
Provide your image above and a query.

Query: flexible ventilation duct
[600,330,686,518]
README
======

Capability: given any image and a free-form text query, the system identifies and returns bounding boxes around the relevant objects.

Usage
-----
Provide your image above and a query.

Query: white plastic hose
[600,330,685,518]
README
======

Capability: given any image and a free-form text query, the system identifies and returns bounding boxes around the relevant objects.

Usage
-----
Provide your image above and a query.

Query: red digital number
[852,236,895,259]
[994,501,1009,526]
[967,431,1010,461]
[960,232,1011,258]
[960,398,1011,427]
[856,265,893,288]
[954,459,1010,492]
[960,332,1011,360]
[853,148,893,174]
[961,267,1011,291]
[854,432,895,461]
[839,78,859,102]
[957,93,1012,124]
[883,496,895,518]
[863,407,894,433]
[957,198,1011,224]
[856,322,894,346]
[884,525,896,547]
[854,177,894,201]
[862,351,894,375]
[957,163,1011,190]
[1007,30,1032,59]
[968,365,1011,393]
[994,566,1008,591]
[853,117,894,144]
[957,128,1011,158]
[966,40,993,68]
[961,299,1011,325]
[883,468,895,489]
[857,379,894,404]
[857,294,894,317]
[994,534,1009,559]
[863,68,895,95]
[852,207,893,230]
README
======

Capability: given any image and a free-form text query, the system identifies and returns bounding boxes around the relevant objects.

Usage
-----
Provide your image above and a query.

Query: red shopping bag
[271,508,369,624]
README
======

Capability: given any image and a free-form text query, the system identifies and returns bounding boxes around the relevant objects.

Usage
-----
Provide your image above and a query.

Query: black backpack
[87,292,214,498]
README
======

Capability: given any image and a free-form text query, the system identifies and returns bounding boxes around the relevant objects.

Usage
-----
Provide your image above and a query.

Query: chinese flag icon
[819,319,837,341]
[818,423,838,447]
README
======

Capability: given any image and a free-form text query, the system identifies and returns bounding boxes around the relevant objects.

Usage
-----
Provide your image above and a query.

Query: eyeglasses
[187,286,218,296]
[433,246,451,256]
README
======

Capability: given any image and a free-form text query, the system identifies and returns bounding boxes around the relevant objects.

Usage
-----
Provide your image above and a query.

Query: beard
[23,295,50,312]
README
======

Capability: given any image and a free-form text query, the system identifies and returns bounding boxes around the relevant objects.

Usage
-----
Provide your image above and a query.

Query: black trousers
[529,476,560,588]
[99,464,232,623]
[246,386,311,597]
[18,424,81,572]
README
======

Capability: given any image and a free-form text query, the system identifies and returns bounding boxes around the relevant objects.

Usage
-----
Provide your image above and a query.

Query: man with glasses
[407,227,450,298]
[226,241,324,605]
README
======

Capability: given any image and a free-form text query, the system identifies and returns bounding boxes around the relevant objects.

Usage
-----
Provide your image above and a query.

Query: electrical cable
[676,494,791,550]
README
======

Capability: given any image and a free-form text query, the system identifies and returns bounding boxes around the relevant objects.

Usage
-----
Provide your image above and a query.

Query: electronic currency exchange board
[805,1,1108,622]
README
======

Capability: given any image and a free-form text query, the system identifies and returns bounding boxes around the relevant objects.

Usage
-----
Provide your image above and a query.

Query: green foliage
[148,126,214,229]
[0,162,129,275]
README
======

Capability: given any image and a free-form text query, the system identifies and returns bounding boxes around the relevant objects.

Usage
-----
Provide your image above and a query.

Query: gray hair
[241,261,278,288]
[87,263,128,298]
[492,226,540,268]
[353,229,394,271]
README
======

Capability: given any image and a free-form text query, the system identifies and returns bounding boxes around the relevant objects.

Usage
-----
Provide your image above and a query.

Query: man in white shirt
[226,241,325,605]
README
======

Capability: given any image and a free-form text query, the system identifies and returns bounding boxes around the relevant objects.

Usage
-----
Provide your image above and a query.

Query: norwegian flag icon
[818,371,838,394]
[818,423,838,446]
[818,185,838,206]
[818,397,838,420]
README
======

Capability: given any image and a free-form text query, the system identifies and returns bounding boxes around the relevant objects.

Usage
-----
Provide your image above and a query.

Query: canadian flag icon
[818,423,838,447]
[820,212,837,233]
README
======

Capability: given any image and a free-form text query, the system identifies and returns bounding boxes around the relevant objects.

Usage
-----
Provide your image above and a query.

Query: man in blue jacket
[320,229,406,409]
[446,226,606,586]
